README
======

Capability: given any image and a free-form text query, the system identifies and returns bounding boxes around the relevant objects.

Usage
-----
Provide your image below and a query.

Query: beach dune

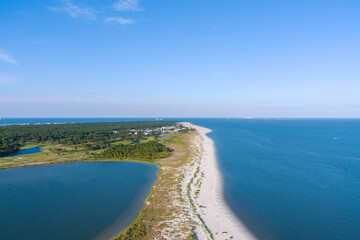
[181,122,256,240]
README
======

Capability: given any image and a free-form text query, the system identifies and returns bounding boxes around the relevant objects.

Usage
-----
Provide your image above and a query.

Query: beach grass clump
[115,222,148,240]
[185,163,214,240]
[114,131,197,240]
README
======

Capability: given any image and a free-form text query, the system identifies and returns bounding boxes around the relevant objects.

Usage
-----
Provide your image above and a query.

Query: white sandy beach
[181,122,257,240]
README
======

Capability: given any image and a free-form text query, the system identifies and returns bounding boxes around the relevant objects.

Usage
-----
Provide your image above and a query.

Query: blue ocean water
[0,118,155,126]
[2,146,41,157]
[2,118,360,239]
[0,162,158,240]
[188,119,360,240]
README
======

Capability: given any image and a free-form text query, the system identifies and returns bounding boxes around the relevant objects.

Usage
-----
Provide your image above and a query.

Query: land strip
[182,123,257,240]
[0,122,256,240]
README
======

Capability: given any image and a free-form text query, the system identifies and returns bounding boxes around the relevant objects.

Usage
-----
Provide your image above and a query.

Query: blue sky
[0,0,359,117]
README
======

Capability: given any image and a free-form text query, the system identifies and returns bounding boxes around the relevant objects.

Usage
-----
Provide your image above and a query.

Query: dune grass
[114,132,197,240]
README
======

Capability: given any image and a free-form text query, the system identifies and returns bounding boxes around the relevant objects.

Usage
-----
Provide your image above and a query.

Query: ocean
[189,118,360,240]
[0,118,156,126]
[1,118,360,240]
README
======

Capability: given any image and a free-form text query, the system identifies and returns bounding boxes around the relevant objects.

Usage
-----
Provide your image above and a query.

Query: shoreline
[1,124,257,239]
[182,122,256,240]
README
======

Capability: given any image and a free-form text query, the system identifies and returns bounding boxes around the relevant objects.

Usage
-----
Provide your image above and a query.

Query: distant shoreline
[182,122,256,240]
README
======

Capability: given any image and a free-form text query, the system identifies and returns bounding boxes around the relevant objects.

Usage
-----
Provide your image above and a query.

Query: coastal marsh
[0,123,199,239]
[115,131,197,239]
[1,122,236,240]
[0,136,166,171]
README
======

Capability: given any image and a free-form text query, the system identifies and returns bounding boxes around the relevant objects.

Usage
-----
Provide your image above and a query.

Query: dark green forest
[0,121,175,157]
[98,141,172,160]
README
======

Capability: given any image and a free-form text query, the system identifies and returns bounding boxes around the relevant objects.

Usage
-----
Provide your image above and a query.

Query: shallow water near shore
[186,118,360,240]
[0,161,158,240]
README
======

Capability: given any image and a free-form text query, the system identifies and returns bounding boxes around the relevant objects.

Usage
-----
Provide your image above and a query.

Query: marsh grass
[115,132,197,240]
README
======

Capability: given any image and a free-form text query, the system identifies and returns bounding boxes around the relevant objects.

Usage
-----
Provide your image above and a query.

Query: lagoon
[2,146,41,158]
[0,161,158,240]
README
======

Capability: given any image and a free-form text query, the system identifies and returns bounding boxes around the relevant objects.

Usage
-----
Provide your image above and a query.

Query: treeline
[98,141,172,160]
[0,138,20,157]
[0,121,175,157]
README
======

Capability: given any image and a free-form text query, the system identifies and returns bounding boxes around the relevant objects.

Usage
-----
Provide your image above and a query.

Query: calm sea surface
[0,161,158,240]
[188,119,360,240]
[1,118,360,240]
[0,118,155,126]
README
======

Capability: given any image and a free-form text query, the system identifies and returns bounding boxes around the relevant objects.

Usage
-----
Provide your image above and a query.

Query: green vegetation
[187,166,214,240]
[97,141,172,160]
[115,132,197,240]
[0,121,175,157]
[0,122,196,239]
[0,138,20,157]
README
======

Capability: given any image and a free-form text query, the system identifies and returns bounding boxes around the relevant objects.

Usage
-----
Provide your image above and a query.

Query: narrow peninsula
[0,121,256,240]
[117,122,256,240]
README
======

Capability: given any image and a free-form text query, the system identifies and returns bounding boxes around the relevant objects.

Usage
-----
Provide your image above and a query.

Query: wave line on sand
[180,122,257,240]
